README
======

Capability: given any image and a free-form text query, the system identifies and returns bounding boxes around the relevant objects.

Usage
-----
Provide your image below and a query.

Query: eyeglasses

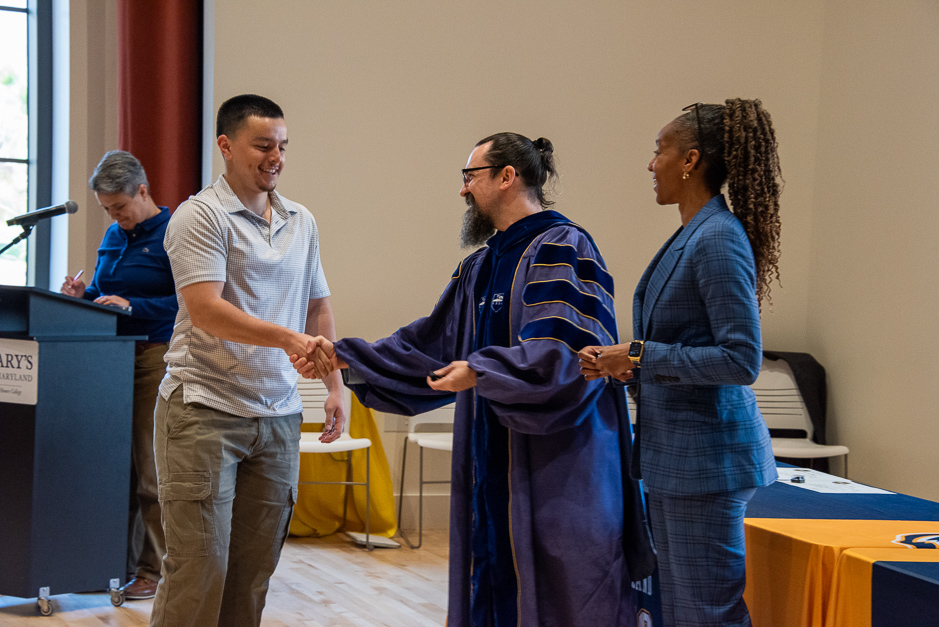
[461,165,507,186]
[682,102,708,162]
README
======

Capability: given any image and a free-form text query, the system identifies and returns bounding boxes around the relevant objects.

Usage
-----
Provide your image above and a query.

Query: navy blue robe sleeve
[469,228,619,435]
[335,256,480,416]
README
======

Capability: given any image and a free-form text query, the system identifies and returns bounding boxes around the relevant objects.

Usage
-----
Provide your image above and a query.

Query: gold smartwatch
[627,340,644,366]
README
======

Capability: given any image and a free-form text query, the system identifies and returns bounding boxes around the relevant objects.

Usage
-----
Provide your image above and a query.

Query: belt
[135,341,167,355]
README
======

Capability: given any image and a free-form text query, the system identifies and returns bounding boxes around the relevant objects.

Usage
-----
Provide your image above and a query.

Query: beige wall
[66,0,118,283]
[806,0,939,499]
[211,0,821,350]
[67,1,939,513]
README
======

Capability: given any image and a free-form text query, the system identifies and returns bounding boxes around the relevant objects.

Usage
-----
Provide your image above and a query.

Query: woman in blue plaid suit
[580,99,782,626]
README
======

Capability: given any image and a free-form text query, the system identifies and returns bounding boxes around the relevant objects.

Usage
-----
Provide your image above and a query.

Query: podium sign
[0,337,38,405]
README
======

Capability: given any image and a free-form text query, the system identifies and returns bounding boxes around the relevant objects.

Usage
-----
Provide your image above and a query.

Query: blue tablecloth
[747,478,939,521]
[636,469,939,627]
[872,560,939,627]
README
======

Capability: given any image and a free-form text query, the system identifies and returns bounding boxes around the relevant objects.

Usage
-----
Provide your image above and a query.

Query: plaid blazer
[632,195,776,495]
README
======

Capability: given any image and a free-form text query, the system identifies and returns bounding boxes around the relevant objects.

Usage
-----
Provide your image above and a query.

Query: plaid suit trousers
[648,488,757,627]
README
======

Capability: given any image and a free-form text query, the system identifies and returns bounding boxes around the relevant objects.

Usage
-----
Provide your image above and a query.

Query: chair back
[626,392,637,424]
[751,357,814,440]
[408,405,455,434]
[297,376,352,432]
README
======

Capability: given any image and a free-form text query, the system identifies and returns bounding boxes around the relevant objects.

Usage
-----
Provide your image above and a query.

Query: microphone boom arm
[0,224,35,256]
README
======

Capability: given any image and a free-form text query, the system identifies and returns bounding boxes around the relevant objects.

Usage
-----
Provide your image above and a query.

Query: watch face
[628,342,642,358]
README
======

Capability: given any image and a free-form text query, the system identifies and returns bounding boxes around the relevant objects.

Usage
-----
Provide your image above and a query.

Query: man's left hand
[319,390,345,443]
[427,361,477,392]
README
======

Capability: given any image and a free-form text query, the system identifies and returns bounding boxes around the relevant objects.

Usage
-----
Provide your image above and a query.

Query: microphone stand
[0,224,35,256]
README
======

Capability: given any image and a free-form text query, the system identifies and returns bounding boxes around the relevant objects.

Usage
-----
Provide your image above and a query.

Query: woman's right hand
[60,276,86,298]
[579,344,636,382]
[578,346,607,381]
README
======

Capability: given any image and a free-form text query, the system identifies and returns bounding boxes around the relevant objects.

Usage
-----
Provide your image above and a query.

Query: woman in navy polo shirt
[60,150,178,601]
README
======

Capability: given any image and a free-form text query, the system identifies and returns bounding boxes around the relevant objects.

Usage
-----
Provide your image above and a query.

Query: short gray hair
[88,150,149,197]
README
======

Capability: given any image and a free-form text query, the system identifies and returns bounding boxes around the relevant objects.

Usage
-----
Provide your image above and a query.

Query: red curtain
[117,0,202,212]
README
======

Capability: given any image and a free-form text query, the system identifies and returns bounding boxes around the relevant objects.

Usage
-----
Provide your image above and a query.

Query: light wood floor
[0,530,449,626]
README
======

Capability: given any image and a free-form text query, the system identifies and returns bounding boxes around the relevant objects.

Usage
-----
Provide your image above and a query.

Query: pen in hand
[70,269,84,286]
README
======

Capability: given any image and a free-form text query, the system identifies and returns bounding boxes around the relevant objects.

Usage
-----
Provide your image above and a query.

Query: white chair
[751,357,850,477]
[626,391,638,424]
[296,377,374,550]
[397,405,455,549]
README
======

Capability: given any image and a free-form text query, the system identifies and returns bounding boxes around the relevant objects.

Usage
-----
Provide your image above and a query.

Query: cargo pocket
[275,485,299,556]
[159,472,213,557]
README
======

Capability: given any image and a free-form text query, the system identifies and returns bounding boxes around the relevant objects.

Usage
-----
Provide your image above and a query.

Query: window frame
[28,0,54,289]
[0,0,53,288]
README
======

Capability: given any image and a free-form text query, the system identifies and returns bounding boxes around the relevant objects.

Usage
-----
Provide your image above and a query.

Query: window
[0,1,29,285]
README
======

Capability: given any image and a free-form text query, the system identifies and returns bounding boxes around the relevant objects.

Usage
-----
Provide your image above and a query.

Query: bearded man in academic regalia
[293,132,655,627]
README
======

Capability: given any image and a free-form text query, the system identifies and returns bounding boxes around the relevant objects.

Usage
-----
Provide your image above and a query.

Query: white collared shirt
[160,174,329,417]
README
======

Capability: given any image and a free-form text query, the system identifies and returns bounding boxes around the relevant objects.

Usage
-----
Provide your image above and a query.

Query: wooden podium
[0,286,139,613]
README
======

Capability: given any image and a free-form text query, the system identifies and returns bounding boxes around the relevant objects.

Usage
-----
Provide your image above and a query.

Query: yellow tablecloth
[744,518,939,626]
[826,547,939,627]
[289,395,397,538]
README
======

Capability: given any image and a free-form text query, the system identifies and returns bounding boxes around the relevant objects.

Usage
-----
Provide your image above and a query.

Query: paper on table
[776,467,894,494]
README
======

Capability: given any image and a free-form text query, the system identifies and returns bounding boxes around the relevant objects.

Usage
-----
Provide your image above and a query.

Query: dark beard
[460,197,496,248]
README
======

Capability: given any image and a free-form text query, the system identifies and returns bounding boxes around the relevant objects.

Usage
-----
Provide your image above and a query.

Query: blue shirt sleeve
[84,208,178,341]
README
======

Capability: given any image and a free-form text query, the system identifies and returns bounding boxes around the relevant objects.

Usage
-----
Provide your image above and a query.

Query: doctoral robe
[336,211,655,627]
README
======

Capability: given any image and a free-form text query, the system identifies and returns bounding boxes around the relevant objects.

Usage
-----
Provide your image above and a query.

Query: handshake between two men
[289,336,344,380]
[289,336,480,394]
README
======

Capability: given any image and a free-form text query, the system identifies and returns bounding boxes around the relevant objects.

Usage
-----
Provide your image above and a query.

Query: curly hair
[673,98,783,307]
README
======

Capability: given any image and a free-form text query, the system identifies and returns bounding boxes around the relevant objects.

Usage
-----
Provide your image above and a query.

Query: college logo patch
[491,293,504,312]
[892,532,939,549]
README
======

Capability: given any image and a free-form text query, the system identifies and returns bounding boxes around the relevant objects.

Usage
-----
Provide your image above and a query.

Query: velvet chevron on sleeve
[469,228,619,435]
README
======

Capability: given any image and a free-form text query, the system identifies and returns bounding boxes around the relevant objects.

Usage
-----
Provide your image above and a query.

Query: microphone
[6,200,79,227]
